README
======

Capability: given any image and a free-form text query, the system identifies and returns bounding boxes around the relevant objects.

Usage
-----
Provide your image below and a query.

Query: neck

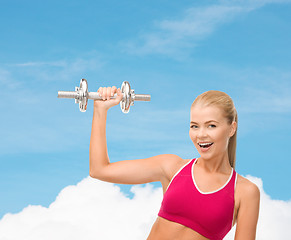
[197,153,231,173]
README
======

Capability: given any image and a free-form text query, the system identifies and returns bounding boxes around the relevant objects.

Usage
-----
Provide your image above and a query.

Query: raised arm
[89,85,181,185]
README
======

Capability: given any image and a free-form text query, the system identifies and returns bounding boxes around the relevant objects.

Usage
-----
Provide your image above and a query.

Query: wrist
[93,107,108,117]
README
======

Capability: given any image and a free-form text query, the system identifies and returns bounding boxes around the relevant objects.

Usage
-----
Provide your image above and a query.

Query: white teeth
[199,142,212,146]
[198,142,214,148]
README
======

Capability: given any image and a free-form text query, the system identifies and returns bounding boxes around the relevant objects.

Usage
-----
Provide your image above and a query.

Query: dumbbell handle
[58,91,77,99]
[58,91,151,101]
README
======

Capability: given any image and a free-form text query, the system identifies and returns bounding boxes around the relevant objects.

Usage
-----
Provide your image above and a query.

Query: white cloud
[0,178,162,240]
[123,0,291,57]
[249,176,291,240]
[224,175,291,239]
[0,175,290,240]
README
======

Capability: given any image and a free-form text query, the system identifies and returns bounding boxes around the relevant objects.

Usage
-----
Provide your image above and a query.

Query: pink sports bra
[158,158,237,240]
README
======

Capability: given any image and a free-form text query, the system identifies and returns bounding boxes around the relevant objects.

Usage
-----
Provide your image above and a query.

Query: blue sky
[1,0,291,219]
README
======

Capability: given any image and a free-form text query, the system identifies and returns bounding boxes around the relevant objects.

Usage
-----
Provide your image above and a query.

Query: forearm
[89,108,110,177]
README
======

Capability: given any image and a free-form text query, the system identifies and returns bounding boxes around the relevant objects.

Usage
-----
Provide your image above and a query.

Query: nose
[197,127,208,139]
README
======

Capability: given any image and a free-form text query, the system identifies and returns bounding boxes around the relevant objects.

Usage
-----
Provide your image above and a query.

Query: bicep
[91,154,180,185]
[235,182,260,240]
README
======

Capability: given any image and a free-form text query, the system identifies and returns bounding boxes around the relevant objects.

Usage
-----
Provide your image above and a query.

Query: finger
[98,87,102,97]
[117,88,123,100]
[102,87,106,100]
[111,86,117,97]
[106,87,111,100]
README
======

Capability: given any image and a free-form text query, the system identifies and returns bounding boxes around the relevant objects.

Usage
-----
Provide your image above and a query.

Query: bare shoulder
[236,174,260,204]
[234,174,260,238]
[157,154,192,192]
[159,154,191,181]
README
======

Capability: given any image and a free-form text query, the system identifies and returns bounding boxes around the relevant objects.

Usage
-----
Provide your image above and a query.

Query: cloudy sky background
[0,0,291,239]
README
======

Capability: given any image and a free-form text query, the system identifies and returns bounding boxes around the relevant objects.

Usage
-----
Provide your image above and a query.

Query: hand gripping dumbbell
[57,79,151,113]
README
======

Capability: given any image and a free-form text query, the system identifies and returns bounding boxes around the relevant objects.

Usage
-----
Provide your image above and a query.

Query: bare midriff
[147,217,209,240]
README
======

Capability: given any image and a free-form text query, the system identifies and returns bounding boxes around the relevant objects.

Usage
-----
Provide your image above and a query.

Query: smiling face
[189,104,237,161]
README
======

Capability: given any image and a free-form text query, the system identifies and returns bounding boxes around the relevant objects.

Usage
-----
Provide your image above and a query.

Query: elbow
[89,170,97,179]
[89,162,99,178]
[89,158,109,179]
[89,170,109,182]
[89,167,102,179]
[89,166,107,180]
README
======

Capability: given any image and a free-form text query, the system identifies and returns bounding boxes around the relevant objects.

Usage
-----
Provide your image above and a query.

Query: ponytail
[228,113,238,169]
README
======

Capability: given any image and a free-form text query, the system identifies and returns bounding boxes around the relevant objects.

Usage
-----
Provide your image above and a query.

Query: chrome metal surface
[57,79,151,113]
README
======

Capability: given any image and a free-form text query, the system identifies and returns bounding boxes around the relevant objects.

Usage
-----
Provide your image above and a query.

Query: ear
[229,121,237,137]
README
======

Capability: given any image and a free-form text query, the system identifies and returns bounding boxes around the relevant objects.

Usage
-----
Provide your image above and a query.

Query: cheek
[189,130,196,140]
[189,130,193,140]
[189,131,197,146]
[216,131,230,147]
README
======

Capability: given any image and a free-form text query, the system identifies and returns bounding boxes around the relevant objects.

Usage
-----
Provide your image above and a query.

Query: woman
[89,86,260,240]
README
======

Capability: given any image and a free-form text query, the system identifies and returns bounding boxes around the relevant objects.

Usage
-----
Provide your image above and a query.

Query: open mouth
[198,142,214,148]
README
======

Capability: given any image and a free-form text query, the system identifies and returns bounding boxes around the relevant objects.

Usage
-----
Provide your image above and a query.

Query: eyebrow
[190,120,219,124]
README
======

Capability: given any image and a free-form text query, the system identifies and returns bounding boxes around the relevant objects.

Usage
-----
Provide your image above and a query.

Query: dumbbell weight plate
[76,79,88,112]
[120,81,131,113]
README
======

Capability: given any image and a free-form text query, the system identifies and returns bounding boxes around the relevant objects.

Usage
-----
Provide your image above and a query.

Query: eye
[190,125,198,129]
[209,124,216,128]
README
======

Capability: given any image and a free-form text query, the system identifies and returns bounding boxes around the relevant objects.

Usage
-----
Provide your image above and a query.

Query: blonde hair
[191,90,238,169]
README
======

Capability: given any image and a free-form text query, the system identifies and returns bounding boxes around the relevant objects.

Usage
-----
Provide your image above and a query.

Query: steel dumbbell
[57,79,151,113]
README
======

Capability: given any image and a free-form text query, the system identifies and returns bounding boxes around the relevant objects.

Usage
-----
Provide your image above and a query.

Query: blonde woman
[89,86,260,240]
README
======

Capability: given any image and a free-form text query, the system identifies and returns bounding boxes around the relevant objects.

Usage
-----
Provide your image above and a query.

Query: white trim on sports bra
[192,158,234,195]
[232,173,238,226]
[164,159,193,192]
